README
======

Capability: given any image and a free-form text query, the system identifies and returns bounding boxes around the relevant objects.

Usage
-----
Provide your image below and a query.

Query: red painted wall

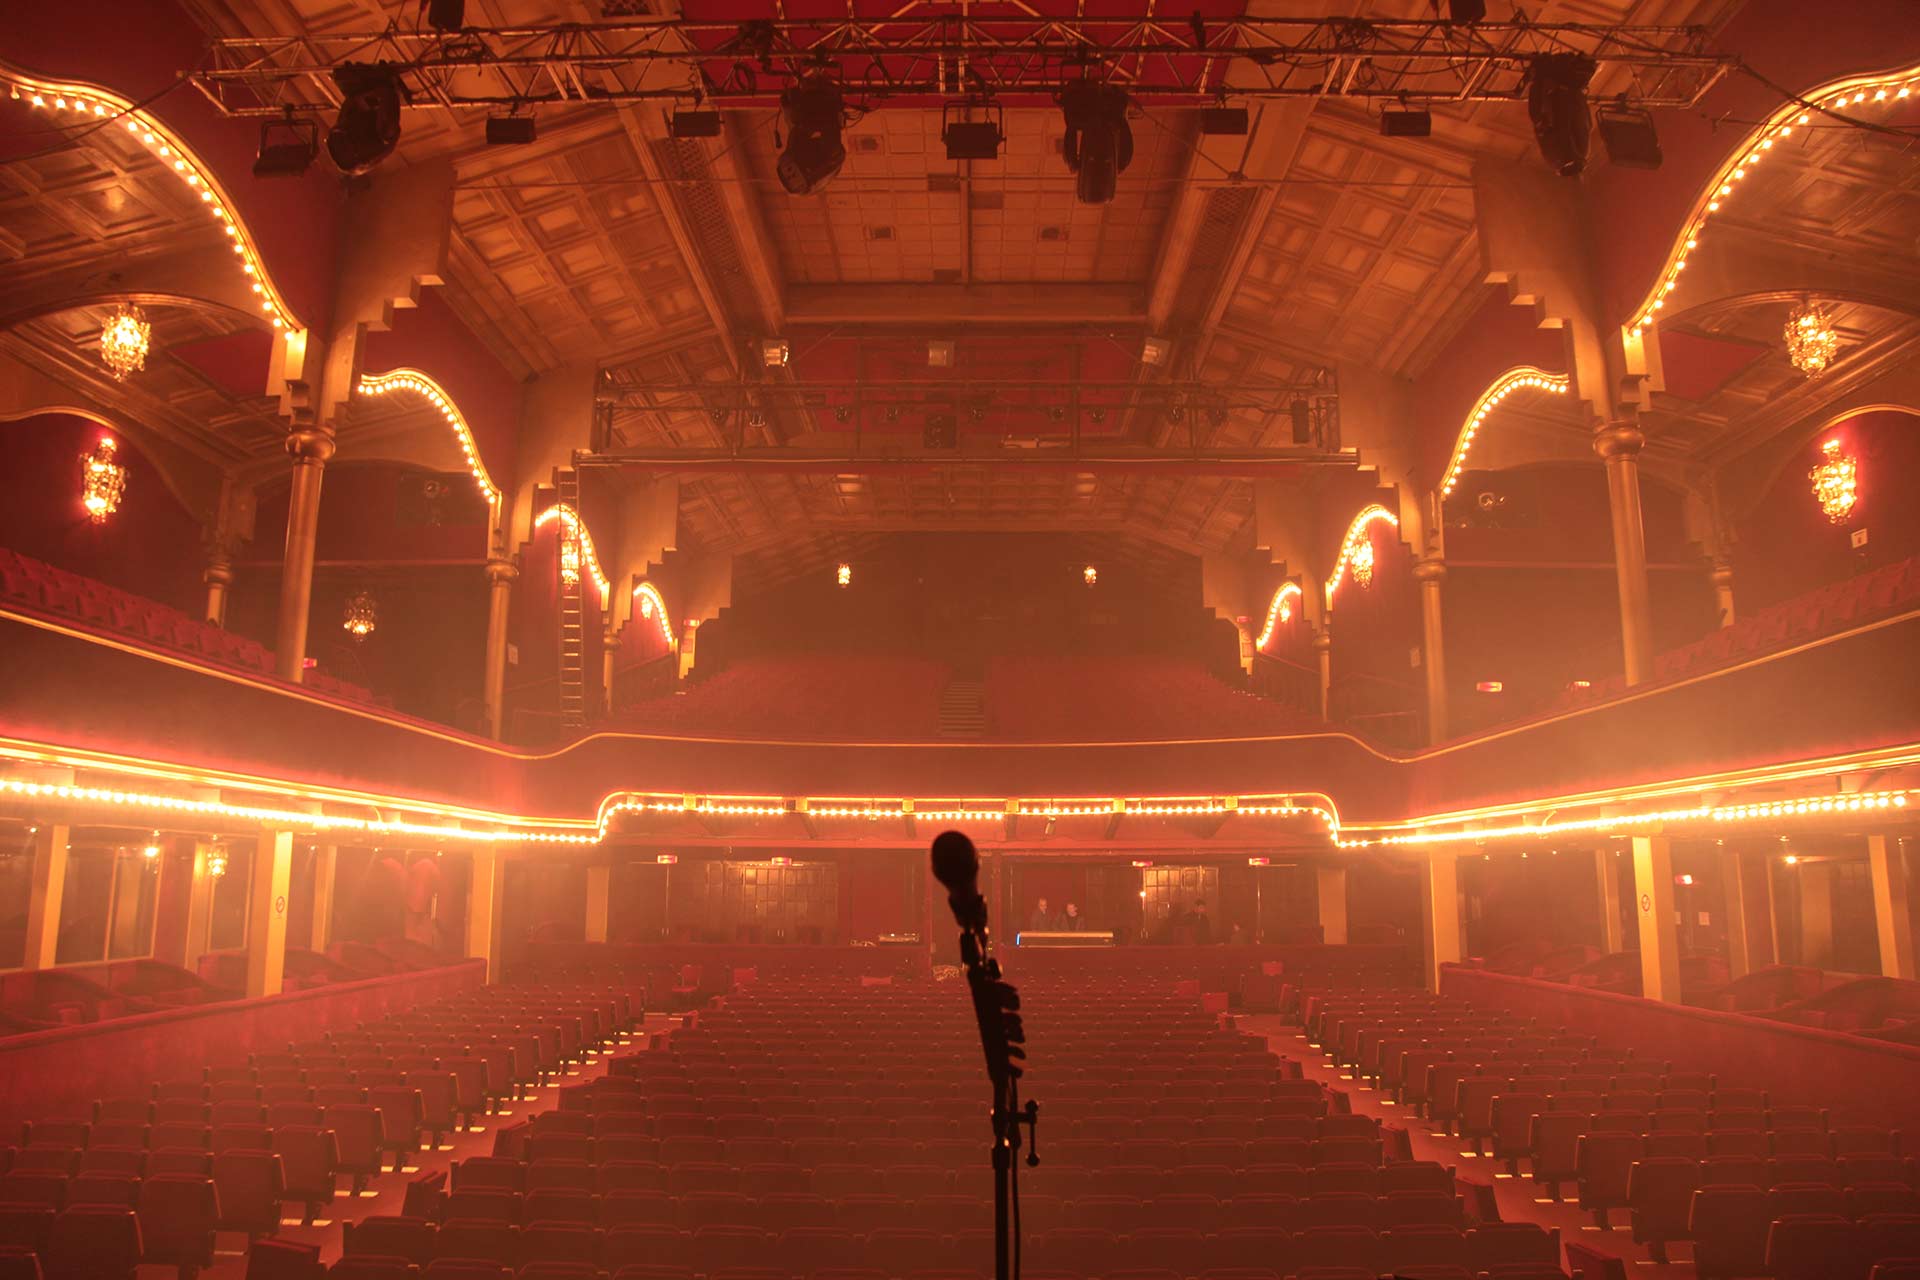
[0,414,204,615]
[1410,289,1569,484]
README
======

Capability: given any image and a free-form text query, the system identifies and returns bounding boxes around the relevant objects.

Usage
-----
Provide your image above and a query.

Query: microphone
[931,830,988,933]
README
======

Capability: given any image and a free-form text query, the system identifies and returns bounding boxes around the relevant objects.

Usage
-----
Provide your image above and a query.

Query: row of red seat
[0,545,390,708]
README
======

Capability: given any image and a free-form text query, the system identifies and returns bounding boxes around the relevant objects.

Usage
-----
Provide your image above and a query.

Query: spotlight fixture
[1198,106,1249,136]
[942,102,1005,161]
[426,0,465,31]
[1060,80,1133,205]
[98,304,150,382]
[777,73,847,195]
[80,436,127,523]
[1528,54,1597,177]
[1597,104,1662,170]
[327,63,404,176]
[486,115,536,146]
[1447,0,1487,21]
[342,589,378,639]
[253,115,319,178]
[1380,106,1432,138]
[759,338,790,368]
[836,562,852,588]
[669,109,724,139]
[1785,299,1840,376]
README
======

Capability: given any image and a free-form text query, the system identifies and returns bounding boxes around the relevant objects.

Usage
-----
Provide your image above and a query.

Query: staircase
[556,469,587,729]
[938,680,987,739]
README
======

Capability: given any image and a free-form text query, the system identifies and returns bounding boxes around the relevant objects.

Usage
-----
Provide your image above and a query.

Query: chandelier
[836,562,852,588]
[559,534,582,587]
[80,436,128,524]
[1808,438,1858,524]
[99,303,151,381]
[1784,299,1840,376]
[342,589,379,639]
[1350,537,1377,588]
[1083,565,1098,587]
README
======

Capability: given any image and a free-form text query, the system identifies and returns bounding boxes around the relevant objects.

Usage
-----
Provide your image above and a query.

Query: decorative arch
[1255,582,1304,651]
[1438,368,1572,498]
[1325,505,1399,608]
[355,369,503,510]
[533,504,610,603]
[631,580,677,650]
[3,64,303,333]
[1625,62,1920,335]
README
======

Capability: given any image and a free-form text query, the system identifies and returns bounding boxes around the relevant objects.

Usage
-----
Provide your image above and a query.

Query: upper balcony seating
[1556,555,1918,712]
[985,655,1314,741]
[612,655,949,740]
[0,546,388,709]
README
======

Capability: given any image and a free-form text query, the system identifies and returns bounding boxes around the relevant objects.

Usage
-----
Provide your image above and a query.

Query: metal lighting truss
[192,17,1735,115]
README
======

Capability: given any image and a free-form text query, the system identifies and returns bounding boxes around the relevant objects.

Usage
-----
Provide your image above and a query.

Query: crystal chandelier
[342,589,379,639]
[80,436,128,524]
[99,303,151,381]
[1808,438,1858,524]
[559,530,582,586]
[836,562,852,588]
[1784,299,1840,376]
[1350,537,1377,588]
[1083,565,1098,587]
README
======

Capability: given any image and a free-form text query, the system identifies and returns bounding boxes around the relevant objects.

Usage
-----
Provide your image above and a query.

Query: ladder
[556,469,587,728]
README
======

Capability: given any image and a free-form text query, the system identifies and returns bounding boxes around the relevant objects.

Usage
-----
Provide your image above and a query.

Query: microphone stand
[950,895,1037,1280]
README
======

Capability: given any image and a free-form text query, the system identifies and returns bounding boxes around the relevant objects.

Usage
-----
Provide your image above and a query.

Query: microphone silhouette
[931,830,987,933]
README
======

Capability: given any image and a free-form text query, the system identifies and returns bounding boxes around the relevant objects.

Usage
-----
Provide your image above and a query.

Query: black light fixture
[426,0,465,31]
[253,115,319,178]
[942,102,1004,161]
[777,73,847,195]
[924,412,958,449]
[1060,80,1134,206]
[1597,104,1663,170]
[486,115,536,146]
[327,63,404,176]
[670,109,723,139]
[1447,0,1487,22]
[1527,53,1597,178]
[1289,398,1312,445]
[1380,106,1432,138]
[1198,106,1249,136]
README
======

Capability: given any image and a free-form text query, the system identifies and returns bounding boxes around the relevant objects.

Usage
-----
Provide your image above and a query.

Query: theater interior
[1,2,1918,1278]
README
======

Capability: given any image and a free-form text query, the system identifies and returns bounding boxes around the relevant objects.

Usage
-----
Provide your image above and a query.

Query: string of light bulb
[356,370,503,508]
[631,582,676,649]
[4,69,301,334]
[1625,64,1919,336]
[1439,369,1572,499]
[1256,582,1304,651]
[1325,505,1400,605]
[533,504,610,600]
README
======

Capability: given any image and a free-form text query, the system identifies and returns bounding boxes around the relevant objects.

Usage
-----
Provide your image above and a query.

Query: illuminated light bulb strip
[1325,505,1399,606]
[1626,64,1920,335]
[1712,792,1908,822]
[1256,582,1304,651]
[1439,369,1570,499]
[631,582,676,649]
[0,778,596,845]
[4,70,301,333]
[533,504,610,601]
[356,370,502,508]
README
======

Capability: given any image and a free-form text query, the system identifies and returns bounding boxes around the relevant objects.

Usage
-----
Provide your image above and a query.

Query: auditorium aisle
[1240,1013,1686,1278]
[197,1011,677,1278]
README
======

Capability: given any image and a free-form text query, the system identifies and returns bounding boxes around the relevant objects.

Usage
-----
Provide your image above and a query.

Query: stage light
[486,116,536,146]
[1527,54,1596,177]
[924,412,958,449]
[1198,106,1248,136]
[943,112,1003,161]
[1289,398,1312,445]
[669,109,724,139]
[1597,104,1662,169]
[253,116,318,178]
[426,0,464,31]
[327,63,403,176]
[760,338,790,368]
[1380,107,1431,138]
[1448,0,1486,20]
[777,74,847,195]
[1060,80,1133,205]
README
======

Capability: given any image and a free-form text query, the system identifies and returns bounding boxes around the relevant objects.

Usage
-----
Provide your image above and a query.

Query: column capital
[485,557,520,586]
[203,555,234,588]
[1593,423,1646,461]
[1709,559,1735,589]
[1412,557,1447,585]
[285,426,337,464]
[1311,631,1332,655]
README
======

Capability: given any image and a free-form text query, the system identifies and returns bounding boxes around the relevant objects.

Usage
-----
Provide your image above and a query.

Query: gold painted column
[1595,847,1625,953]
[482,558,517,740]
[204,549,234,628]
[1414,557,1448,743]
[1868,835,1915,979]
[181,841,219,975]
[1595,424,1655,686]
[468,846,505,981]
[1710,558,1736,628]
[1423,850,1462,992]
[602,618,618,718]
[246,830,295,999]
[1312,630,1332,721]
[1631,834,1680,1002]
[585,864,612,944]
[24,824,71,971]
[274,426,337,682]
[1722,846,1776,979]
[309,844,337,952]
[1316,864,1349,946]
